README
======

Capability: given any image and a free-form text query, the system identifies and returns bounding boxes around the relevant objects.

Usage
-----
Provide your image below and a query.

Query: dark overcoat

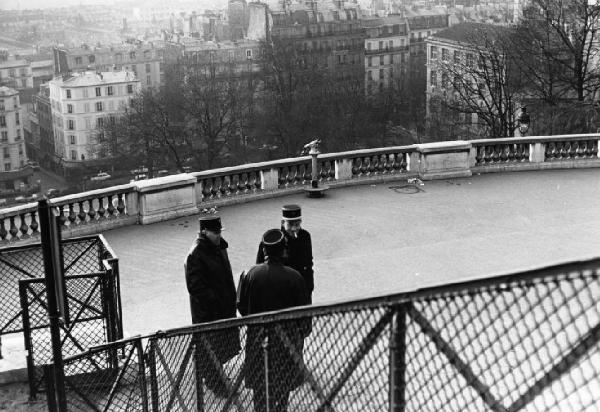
[256,228,314,295]
[237,261,311,392]
[185,236,240,363]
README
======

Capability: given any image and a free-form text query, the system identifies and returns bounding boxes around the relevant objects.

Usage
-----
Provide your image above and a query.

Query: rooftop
[51,70,138,87]
[101,167,600,336]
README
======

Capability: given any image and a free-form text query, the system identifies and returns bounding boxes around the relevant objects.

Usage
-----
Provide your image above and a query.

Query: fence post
[389,303,408,412]
[135,338,149,412]
[44,364,57,412]
[147,339,160,412]
[263,332,270,412]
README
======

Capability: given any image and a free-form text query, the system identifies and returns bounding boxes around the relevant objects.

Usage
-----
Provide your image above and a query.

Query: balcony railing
[0,133,598,243]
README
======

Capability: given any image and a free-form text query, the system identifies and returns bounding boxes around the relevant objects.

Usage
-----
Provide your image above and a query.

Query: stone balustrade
[1,133,598,244]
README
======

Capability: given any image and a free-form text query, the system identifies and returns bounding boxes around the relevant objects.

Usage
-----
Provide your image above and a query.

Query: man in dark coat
[256,204,314,300]
[239,229,311,412]
[185,215,240,401]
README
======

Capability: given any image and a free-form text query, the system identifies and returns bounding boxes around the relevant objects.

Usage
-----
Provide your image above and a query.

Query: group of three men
[184,204,314,411]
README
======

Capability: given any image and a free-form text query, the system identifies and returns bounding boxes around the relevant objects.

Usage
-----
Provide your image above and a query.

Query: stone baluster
[545,142,555,160]
[68,203,77,225]
[507,145,515,162]
[302,164,311,183]
[0,218,7,242]
[201,178,212,200]
[351,158,360,176]
[97,197,106,219]
[107,195,116,217]
[78,201,87,223]
[491,145,500,163]
[254,171,263,191]
[19,213,29,238]
[359,157,368,176]
[228,175,238,195]
[87,199,96,221]
[216,177,226,197]
[29,211,39,234]
[475,146,484,165]
[9,216,18,240]
[484,146,493,163]
[57,205,67,228]
[368,156,376,175]
[278,167,287,187]
[567,141,577,158]
[117,194,126,215]
[399,153,408,172]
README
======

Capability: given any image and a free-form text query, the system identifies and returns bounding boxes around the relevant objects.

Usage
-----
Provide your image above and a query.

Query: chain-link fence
[0,235,122,398]
[0,235,117,335]
[55,257,600,411]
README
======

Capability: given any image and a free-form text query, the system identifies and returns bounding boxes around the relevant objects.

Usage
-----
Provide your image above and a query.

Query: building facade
[363,16,410,95]
[48,71,141,177]
[0,86,33,191]
[0,57,34,91]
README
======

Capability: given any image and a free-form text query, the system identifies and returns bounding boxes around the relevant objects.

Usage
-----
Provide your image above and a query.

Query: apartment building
[0,57,34,92]
[363,15,410,95]
[48,71,141,177]
[53,44,165,90]
[0,87,32,191]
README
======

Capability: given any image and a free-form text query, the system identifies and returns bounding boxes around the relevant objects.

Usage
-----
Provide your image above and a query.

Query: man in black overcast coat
[256,204,314,300]
[240,228,311,412]
[185,215,240,401]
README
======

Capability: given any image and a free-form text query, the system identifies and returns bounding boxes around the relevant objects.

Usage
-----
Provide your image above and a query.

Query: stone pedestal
[133,174,198,225]
[415,141,472,180]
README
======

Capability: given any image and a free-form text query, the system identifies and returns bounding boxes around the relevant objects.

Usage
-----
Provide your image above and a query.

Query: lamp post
[303,139,329,198]
[516,107,531,137]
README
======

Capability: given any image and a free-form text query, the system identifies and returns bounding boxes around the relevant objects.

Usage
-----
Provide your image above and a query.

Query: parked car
[90,172,111,181]
[27,161,40,171]
[46,188,60,198]
[131,173,147,181]
[130,166,148,175]
[157,169,170,177]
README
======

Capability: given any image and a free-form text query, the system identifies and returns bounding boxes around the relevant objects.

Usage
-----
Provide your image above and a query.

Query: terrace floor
[101,168,600,337]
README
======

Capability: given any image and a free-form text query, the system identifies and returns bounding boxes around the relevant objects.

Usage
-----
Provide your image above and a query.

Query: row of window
[73,50,159,66]
[0,67,30,77]
[66,99,127,114]
[0,113,19,127]
[65,84,135,99]
[430,46,477,68]
[430,70,486,93]
[366,38,407,51]
[367,53,408,67]
[0,129,21,141]
[366,66,404,81]
[0,97,19,111]
[66,114,118,131]
[2,144,24,159]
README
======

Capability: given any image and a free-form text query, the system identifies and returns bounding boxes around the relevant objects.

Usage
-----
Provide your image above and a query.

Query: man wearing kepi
[256,204,314,301]
[185,216,240,401]
[239,229,311,412]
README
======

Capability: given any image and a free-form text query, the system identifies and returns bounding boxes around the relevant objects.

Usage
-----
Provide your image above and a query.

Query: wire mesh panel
[55,257,600,411]
[20,271,121,397]
[60,337,147,412]
[0,236,108,335]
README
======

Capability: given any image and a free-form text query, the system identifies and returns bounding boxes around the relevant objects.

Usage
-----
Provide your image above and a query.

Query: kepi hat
[281,204,302,221]
[199,216,224,232]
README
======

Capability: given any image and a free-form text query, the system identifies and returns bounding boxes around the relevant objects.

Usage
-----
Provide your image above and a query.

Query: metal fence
[0,235,119,335]
[53,257,600,411]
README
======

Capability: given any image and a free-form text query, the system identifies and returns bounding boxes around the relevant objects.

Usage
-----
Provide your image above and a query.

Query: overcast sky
[0,0,120,10]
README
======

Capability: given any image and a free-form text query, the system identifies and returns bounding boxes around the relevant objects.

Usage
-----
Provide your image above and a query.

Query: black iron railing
[51,257,600,411]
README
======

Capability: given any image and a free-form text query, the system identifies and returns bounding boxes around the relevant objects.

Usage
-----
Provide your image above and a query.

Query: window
[88,55,95,63]
[66,89,71,99]
[96,102,103,112]
[389,40,393,49]
[146,63,151,73]
[85,117,91,129]
[466,53,474,68]
[75,56,82,65]
[21,79,26,87]
[442,48,449,61]
[84,103,90,113]
[71,150,77,160]
[67,119,75,130]
[130,51,136,59]
[4,163,10,171]
[0,101,4,111]
[430,70,437,86]
[367,42,371,51]
[379,69,384,80]
[1,131,7,142]
[127,84,134,94]
[3,147,9,158]
[454,50,461,63]
[367,70,372,81]
[0,115,6,127]
[83,88,89,98]
[147,75,151,85]
[97,117,104,127]
[67,104,73,113]
[16,129,20,140]
[379,55,384,65]
[107,86,113,96]
[430,46,438,59]
[246,49,252,59]
[95,87,101,97]
[70,135,76,145]
[442,72,448,88]
[15,113,19,124]
[379,41,384,50]
[18,145,23,155]
[390,54,394,64]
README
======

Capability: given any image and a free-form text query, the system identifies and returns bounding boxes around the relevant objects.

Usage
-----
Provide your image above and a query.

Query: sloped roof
[432,22,510,45]
[51,71,138,87]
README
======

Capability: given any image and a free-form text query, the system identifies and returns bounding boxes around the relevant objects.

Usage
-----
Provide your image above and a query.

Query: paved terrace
[103,168,600,337]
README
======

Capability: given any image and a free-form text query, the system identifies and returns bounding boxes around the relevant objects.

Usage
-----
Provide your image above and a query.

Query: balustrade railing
[1,134,599,244]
